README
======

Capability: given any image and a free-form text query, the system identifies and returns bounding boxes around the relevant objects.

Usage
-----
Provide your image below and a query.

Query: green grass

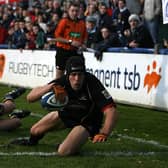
[0,84,168,168]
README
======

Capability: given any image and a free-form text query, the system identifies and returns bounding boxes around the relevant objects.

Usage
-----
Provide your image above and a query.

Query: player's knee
[30,112,59,136]
[57,144,73,156]
[6,118,21,131]
[13,118,22,127]
[30,122,44,136]
[30,125,37,135]
[48,111,59,122]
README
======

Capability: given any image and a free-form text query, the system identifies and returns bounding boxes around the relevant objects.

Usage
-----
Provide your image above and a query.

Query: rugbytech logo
[144,60,162,93]
[0,54,5,78]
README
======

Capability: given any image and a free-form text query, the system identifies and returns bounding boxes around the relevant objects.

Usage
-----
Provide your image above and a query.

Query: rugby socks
[4,87,26,102]
[29,134,44,145]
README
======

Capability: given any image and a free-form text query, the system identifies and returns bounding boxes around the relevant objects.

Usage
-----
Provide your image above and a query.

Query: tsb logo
[144,60,162,93]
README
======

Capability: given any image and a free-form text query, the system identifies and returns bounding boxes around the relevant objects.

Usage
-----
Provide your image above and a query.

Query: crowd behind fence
[0,0,167,54]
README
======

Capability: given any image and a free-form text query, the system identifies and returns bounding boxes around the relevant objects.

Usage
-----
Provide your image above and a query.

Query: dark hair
[99,2,107,8]
[68,2,80,9]
[118,0,126,4]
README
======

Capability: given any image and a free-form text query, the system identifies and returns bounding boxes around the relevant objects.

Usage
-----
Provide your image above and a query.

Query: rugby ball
[40,91,68,110]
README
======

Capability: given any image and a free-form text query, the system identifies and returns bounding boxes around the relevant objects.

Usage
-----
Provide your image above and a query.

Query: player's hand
[95,51,103,61]
[92,133,107,143]
[52,85,67,104]
[71,40,81,48]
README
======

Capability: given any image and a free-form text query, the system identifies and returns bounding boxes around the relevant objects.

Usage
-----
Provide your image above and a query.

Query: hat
[128,14,140,23]
[65,56,86,75]
[86,16,97,23]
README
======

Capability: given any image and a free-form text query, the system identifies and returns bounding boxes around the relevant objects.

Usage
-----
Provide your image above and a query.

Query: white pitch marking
[30,112,44,118]
[117,134,168,149]
[0,151,167,157]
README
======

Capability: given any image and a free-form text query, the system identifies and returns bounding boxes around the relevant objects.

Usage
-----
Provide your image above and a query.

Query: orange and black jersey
[55,18,88,50]
[50,72,116,128]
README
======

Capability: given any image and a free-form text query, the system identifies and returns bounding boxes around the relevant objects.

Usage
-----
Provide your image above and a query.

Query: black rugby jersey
[50,72,115,127]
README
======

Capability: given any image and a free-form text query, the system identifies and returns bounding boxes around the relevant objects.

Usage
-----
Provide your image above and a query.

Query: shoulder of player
[85,72,100,83]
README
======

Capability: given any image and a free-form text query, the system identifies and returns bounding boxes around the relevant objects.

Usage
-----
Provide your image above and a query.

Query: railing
[1,45,168,55]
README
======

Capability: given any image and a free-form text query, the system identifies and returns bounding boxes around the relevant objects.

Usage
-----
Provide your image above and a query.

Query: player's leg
[4,87,26,101]
[0,100,30,131]
[55,48,72,79]
[1,88,30,118]
[1,87,26,115]
[31,111,64,135]
[9,111,65,145]
[0,100,15,115]
[55,68,64,79]
[29,111,64,144]
[58,125,90,156]
[0,118,21,131]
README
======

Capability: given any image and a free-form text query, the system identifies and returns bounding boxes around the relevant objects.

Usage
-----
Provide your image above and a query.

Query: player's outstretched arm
[27,83,55,103]
[92,106,118,143]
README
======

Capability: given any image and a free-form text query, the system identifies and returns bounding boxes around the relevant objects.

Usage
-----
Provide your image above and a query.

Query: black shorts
[55,47,84,70]
[58,109,102,137]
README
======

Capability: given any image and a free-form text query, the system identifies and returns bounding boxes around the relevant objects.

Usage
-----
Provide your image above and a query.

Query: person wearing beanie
[123,14,154,48]
[12,56,118,156]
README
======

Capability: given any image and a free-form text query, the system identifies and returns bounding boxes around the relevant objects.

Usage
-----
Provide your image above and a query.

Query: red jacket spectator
[0,24,8,44]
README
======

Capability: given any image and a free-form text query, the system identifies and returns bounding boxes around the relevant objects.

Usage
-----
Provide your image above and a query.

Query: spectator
[112,0,130,35]
[19,0,29,10]
[32,24,46,49]
[1,13,11,29]
[61,0,71,13]
[85,2,99,26]
[78,1,86,20]
[0,21,8,44]
[44,0,53,14]
[52,0,62,18]
[47,12,60,33]
[94,26,121,61]
[5,26,16,49]
[13,5,26,20]
[25,29,36,50]
[125,0,143,15]
[36,13,47,33]
[30,4,43,23]
[123,14,154,48]
[163,39,168,48]
[142,0,161,53]
[107,0,118,16]
[85,16,97,48]
[13,19,27,49]
[45,23,57,50]
[25,17,36,50]
[96,2,113,41]
[54,2,87,79]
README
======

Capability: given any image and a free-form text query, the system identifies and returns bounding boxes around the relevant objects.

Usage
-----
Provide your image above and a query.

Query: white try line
[117,134,168,150]
[0,151,167,157]
[30,112,44,118]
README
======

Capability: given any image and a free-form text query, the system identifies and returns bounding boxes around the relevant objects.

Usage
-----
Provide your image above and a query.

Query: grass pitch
[0,84,168,168]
